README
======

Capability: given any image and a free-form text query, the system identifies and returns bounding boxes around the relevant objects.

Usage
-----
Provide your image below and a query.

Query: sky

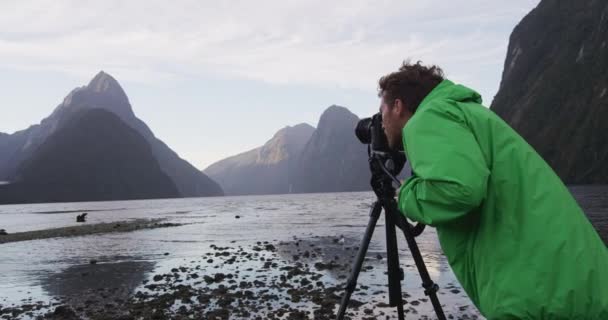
[0,0,540,170]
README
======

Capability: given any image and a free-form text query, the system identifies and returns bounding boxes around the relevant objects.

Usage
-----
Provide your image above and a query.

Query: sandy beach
[0,219,181,245]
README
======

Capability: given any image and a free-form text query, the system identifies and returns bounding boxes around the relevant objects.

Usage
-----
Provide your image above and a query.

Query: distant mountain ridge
[205,123,314,195]
[490,0,608,184]
[0,109,179,204]
[206,105,373,195]
[0,71,223,197]
[291,105,370,193]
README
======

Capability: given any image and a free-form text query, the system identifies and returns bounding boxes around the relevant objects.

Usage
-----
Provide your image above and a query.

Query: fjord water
[0,188,605,319]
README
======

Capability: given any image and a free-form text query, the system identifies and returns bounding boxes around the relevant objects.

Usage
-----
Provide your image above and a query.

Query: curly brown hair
[378,60,444,113]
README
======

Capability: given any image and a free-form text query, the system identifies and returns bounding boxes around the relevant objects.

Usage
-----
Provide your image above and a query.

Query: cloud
[0,0,539,96]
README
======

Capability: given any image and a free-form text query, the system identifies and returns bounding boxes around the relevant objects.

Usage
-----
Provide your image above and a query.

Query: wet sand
[0,219,181,244]
[0,236,480,320]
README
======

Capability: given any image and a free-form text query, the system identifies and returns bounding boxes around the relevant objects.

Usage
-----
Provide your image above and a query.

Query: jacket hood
[419,79,483,109]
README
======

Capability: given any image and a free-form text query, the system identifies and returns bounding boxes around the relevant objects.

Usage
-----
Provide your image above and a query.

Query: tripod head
[369,157,400,200]
[355,112,425,236]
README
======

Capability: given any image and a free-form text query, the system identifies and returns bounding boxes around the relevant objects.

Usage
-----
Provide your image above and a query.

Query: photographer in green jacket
[379,61,608,319]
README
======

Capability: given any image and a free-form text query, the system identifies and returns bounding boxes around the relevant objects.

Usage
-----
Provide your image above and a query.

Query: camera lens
[355,117,373,144]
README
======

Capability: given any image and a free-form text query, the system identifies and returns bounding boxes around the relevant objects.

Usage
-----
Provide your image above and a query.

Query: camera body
[355,112,407,177]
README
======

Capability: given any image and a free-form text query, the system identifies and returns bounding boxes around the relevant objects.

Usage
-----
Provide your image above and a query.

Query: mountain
[204,123,315,195]
[291,105,371,193]
[0,132,8,156]
[0,109,179,204]
[0,71,223,196]
[490,0,608,184]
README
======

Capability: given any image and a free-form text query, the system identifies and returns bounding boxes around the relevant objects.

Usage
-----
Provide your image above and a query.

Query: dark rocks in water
[89,259,97,265]
[206,308,229,319]
[203,275,215,284]
[213,273,227,282]
[0,109,180,204]
[76,213,87,223]
[490,0,608,184]
[48,305,79,320]
[348,299,364,308]
[314,261,340,271]
[6,240,481,319]
[287,310,308,319]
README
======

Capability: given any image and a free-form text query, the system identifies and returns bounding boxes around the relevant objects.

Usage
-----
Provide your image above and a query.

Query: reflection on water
[42,259,154,302]
[0,187,605,319]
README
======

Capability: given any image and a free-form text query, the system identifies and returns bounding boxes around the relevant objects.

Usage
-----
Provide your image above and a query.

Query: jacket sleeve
[398,104,489,226]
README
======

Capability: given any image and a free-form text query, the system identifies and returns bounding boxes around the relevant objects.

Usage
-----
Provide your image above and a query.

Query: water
[0,188,605,319]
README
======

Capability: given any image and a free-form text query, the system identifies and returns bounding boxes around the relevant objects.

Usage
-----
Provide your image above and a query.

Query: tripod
[336,158,446,320]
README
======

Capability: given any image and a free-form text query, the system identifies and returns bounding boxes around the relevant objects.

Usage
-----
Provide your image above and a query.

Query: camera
[355,112,406,177]
[339,113,436,320]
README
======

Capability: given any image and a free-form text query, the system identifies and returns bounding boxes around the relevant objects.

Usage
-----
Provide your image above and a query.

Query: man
[379,61,608,319]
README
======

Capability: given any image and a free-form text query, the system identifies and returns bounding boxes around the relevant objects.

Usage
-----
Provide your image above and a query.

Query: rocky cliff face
[291,105,371,193]
[0,109,179,204]
[491,0,608,184]
[0,71,223,196]
[204,123,315,195]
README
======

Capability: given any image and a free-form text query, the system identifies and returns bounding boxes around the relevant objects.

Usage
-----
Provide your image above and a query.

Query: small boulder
[76,213,87,222]
[52,305,78,319]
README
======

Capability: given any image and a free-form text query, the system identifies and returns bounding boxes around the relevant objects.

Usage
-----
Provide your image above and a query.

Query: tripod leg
[384,202,406,320]
[392,204,447,320]
[336,201,382,320]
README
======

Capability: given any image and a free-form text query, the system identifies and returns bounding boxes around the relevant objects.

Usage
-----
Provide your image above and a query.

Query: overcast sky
[0,0,540,169]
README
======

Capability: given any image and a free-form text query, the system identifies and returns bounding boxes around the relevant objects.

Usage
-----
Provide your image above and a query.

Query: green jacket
[397,80,608,319]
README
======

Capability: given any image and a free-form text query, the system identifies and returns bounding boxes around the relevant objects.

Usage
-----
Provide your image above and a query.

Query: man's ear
[394,98,407,117]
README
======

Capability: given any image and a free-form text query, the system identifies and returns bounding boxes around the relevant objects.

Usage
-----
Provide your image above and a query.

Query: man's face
[379,95,411,149]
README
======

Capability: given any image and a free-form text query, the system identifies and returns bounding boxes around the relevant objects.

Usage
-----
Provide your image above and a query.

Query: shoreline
[0,219,181,244]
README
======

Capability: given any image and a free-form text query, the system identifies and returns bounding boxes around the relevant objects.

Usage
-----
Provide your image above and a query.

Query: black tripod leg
[384,201,405,320]
[393,208,447,320]
[336,201,383,320]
